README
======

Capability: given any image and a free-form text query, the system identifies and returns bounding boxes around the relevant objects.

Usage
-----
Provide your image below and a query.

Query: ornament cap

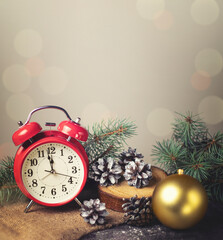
[177,169,184,175]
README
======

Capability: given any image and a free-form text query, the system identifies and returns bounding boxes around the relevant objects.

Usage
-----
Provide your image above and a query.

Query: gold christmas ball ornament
[152,169,208,230]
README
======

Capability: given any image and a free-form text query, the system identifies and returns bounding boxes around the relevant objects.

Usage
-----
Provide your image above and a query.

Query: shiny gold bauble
[152,169,208,229]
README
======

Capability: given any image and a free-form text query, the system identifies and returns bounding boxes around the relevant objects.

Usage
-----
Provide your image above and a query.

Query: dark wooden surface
[80,201,223,240]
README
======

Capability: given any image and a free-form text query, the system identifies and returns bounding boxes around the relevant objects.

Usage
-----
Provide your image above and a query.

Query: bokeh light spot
[195,48,223,77]
[136,0,165,20]
[25,57,45,77]
[6,94,34,122]
[191,0,219,26]
[191,71,211,91]
[2,64,31,93]
[154,10,174,31]
[38,67,68,95]
[198,96,223,124]
[14,29,42,58]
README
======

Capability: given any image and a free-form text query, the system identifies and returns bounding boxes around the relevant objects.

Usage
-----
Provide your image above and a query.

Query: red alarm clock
[12,105,89,212]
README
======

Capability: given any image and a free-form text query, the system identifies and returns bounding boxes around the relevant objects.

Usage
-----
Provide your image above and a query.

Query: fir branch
[0,157,26,205]
[178,151,211,182]
[85,118,137,165]
[152,111,223,202]
[205,132,223,153]
[204,182,223,202]
[0,157,15,187]
[151,139,187,174]
[0,185,26,205]
[172,111,207,148]
[95,145,114,161]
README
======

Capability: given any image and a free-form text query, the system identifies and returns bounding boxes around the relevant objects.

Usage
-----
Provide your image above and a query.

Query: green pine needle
[152,111,223,202]
[172,111,207,148]
[85,118,137,165]
[204,182,223,202]
[152,139,187,173]
[0,185,26,205]
[178,151,211,182]
[205,132,223,154]
[0,157,26,205]
[0,156,15,187]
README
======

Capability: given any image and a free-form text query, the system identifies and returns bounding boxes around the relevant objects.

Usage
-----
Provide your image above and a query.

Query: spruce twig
[151,139,187,174]
[152,111,223,202]
[85,118,137,165]
[178,151,211,182]
[0,157,26,205]
[0,157,15,186]
[205,132,223,153]
[172,111,207,149]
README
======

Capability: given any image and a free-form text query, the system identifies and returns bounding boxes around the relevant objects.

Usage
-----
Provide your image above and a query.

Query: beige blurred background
[0,0,223,163]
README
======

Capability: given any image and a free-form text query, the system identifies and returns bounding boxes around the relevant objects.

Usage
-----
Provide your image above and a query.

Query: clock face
[21,142,85,204]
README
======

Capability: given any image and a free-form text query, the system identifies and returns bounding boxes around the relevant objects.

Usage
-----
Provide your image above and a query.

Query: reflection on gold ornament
[152,169,208,229]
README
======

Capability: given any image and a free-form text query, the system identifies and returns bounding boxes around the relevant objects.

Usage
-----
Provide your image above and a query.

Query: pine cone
[122,195,153,226]
[91,157,122,186]
[119,147,144,170]
[80,198,109,225]
[123,158,152,188]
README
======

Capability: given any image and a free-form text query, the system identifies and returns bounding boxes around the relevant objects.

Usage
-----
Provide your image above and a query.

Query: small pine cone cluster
[122,195,153,226]
[80,198,108,225]
[118,147,144,170]
[123,158,152,188]
[91,157,122,186]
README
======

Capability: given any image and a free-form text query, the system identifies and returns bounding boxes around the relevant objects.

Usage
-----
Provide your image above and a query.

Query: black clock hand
[50,155,54,171]
[44,170,77,178]
[48,155,55,172]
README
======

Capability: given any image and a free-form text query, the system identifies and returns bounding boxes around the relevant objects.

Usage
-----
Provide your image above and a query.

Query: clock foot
[74,197,82,207]
[24,200,35,213]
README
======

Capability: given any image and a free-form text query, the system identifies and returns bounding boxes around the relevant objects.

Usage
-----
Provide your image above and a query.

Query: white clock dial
[22,142,85,204]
